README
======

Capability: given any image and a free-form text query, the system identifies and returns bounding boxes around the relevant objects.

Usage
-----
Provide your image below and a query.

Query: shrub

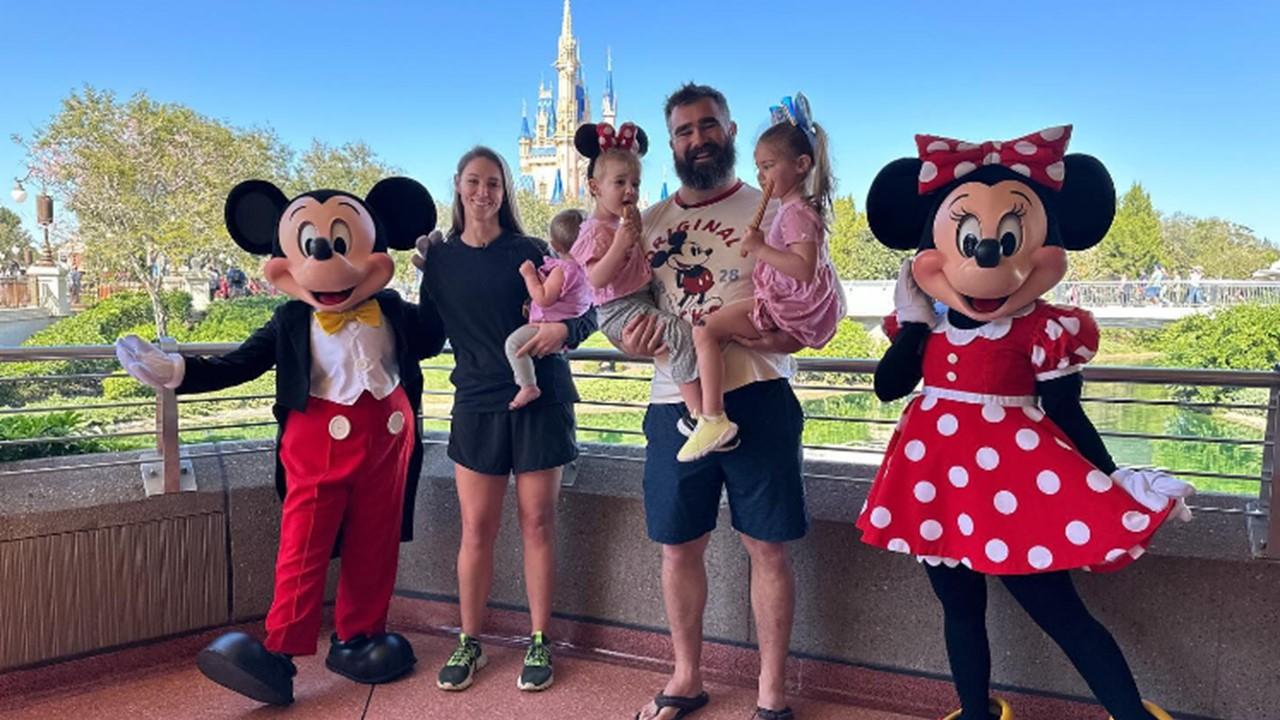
[0,411,109,461]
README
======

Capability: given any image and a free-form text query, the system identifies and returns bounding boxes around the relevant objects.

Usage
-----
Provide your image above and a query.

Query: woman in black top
[418,146,596,693]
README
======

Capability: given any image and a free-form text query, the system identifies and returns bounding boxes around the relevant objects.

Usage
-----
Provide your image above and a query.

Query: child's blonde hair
[548,208,586,255]
[758,121,834,227]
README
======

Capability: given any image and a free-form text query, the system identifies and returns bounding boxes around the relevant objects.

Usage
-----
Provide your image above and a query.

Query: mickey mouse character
[651,230,716,309]
[857,127,1191,720]
[115,177,444,706]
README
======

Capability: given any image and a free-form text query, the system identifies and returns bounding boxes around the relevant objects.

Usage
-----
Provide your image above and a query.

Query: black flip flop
[753,707,795,720]
[636,690,711,720]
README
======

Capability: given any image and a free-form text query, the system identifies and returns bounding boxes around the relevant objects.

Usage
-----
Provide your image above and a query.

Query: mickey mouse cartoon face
[224,178,435,313]
[867,126,1116,322]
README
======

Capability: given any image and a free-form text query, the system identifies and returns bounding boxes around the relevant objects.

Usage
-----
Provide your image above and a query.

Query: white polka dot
[956,142,979,151]
[1023,406,1045,422]
[976,447,1000,470]
[1031,345,1047,366]
[1057,357,1070,370]
[921,555,942,566]
[387,411,406,435]
[914,481,937,503]
[1105,548,1127,563]
[1040,126,1066,142]
[1066,520,1092,545]
[860,499,868,516]
[1059,316,1081,335]
[1075,346,1097,361]
[946,371,958,382]
[920,395,938,411]
[983,151,1001,165]
[960,557,973,568]
[870,506,892,529]
[1015,141,1038,156]
[948,466,970,488]
[1016,428,1040,450]
[926,140,950,153]
[992,141,1003,149]
[985,539,1009,563]
[953,161,976,178]
[1028,546,1054,570]
[1045,319,1064,340]
[1087,470,1113,493]
[904,440,926,462]
[957,513,975,536]
[1010,163,1031,177]
[1037,470,1061,495]
[982,404,1006,423]
[937,414,959,436]
[947,352,958,364]
[920,520,943,541]
[919,161,938,183]
[1129,546,1146,559]
[1046,161,1065,182]
[887,538,910,553]
[994,490,1018,515]
[942,557,960,568]
[328,415,351,440]
[1055,437,1073,450]
[1123,511,1151,533]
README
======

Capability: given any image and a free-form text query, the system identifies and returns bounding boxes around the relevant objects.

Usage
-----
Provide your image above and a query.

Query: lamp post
[10,177,55,266]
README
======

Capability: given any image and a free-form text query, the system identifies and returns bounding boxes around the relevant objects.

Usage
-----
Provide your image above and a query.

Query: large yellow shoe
[1110,700,1173,720]
[941,697,1013,720]
[676,413,738,462]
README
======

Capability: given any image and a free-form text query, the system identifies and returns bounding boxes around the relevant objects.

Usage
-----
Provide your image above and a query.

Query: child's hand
[739,227,766,257]
[519,259,538,277]
[614,205,642,247]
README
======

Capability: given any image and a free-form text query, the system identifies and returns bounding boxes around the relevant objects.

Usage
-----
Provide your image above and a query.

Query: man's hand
[515,322,570,359]
[616,313,667,358]
[732,328,804,354]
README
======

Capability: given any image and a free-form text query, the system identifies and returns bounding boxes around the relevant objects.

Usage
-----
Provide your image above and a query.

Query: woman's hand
[515,322,570,359]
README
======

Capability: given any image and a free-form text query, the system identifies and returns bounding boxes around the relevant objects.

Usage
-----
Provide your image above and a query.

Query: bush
[1156,303,1280,402]
[0,411,109,461]
[186,295,287,342]
[795,319,883,385]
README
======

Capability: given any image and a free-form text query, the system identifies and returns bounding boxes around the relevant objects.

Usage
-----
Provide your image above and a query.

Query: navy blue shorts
[643,378,808,544]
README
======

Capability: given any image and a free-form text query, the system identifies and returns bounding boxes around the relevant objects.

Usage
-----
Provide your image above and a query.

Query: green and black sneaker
[436,633,486,691]
[516,631,554,691]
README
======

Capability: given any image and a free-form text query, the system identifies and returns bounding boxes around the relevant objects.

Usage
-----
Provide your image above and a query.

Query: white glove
[893,257,938,327]
[115,335,186,390]
[1111,467,1195,522]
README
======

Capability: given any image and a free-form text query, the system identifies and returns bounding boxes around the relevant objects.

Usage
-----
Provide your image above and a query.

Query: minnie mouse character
[114,178,444,706]
[857,127,1191,720]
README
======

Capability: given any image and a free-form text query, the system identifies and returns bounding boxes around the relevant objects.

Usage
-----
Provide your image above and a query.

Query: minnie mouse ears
[574,122,649,159]
[866,154,1116,252]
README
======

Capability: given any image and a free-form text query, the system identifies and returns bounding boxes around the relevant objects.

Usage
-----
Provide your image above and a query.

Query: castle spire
[561,0,572,40]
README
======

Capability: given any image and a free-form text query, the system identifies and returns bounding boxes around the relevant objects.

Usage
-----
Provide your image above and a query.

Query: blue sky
[2,1,1277,245]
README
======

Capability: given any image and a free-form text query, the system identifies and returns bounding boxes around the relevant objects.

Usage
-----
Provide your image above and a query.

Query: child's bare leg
[692,302,760,417]
[677,380,702,419]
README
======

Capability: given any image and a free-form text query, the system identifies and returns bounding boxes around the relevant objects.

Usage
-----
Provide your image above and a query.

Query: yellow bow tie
[315,299,382,335]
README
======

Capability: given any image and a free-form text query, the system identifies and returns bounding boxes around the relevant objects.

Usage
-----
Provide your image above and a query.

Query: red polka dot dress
[855,301,1174,575]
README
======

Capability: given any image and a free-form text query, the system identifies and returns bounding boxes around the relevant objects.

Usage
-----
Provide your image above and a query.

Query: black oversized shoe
[195,631,296,706]
[325,632,417,684]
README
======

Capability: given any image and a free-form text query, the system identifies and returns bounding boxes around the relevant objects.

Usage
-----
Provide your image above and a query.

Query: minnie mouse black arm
[873,322,930,402]
[1037,373,1117,474]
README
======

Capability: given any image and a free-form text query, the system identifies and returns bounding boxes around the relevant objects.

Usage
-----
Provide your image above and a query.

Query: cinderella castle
[517,0,618,203]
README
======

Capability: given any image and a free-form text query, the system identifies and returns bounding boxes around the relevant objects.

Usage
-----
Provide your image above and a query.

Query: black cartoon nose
[310,237,334,261]
[974,238,1001,268]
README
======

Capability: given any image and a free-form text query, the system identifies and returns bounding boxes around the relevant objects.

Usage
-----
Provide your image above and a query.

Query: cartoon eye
[330,220,351,255]
[956,215,981,258]
[298,223,318,257]
[997,213,1023,256]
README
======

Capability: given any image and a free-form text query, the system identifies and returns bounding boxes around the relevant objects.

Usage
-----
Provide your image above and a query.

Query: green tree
[1094,182,1164,278]
[0,207,34,265]
[1160,214,1279,278]
[289,140,399,196]
[829,195,906,280]
[515,189,587,241]
[16,86,286,337]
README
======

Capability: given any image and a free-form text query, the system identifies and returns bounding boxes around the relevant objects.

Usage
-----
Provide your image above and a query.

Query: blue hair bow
[769,92,817,149]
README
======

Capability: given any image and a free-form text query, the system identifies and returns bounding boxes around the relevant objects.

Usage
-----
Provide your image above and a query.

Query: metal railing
[0,342,1277,558]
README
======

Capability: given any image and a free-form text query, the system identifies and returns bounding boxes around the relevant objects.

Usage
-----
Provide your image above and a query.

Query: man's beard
[673,140,737,191]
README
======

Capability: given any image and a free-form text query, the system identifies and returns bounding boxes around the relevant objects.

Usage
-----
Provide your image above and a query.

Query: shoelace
[448,641,479,667]
[524,641,551,667]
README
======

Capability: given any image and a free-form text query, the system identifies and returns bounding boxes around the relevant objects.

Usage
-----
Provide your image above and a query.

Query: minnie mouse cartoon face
[651,229,717,309]
[224,177,434,314]
[867,126,1115,322]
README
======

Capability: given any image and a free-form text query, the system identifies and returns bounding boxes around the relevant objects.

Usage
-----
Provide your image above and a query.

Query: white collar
[932,303,1035,346]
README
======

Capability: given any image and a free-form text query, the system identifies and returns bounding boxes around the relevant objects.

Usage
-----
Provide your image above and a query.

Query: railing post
[1253,370,1280,559]
[141,337,195,496]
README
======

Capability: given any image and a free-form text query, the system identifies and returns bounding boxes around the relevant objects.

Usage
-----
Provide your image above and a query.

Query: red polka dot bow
[597,122,640,153]
[914,125,1073,195]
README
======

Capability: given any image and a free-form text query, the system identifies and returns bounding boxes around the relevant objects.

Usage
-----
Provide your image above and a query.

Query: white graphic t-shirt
[641,180,796,404]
